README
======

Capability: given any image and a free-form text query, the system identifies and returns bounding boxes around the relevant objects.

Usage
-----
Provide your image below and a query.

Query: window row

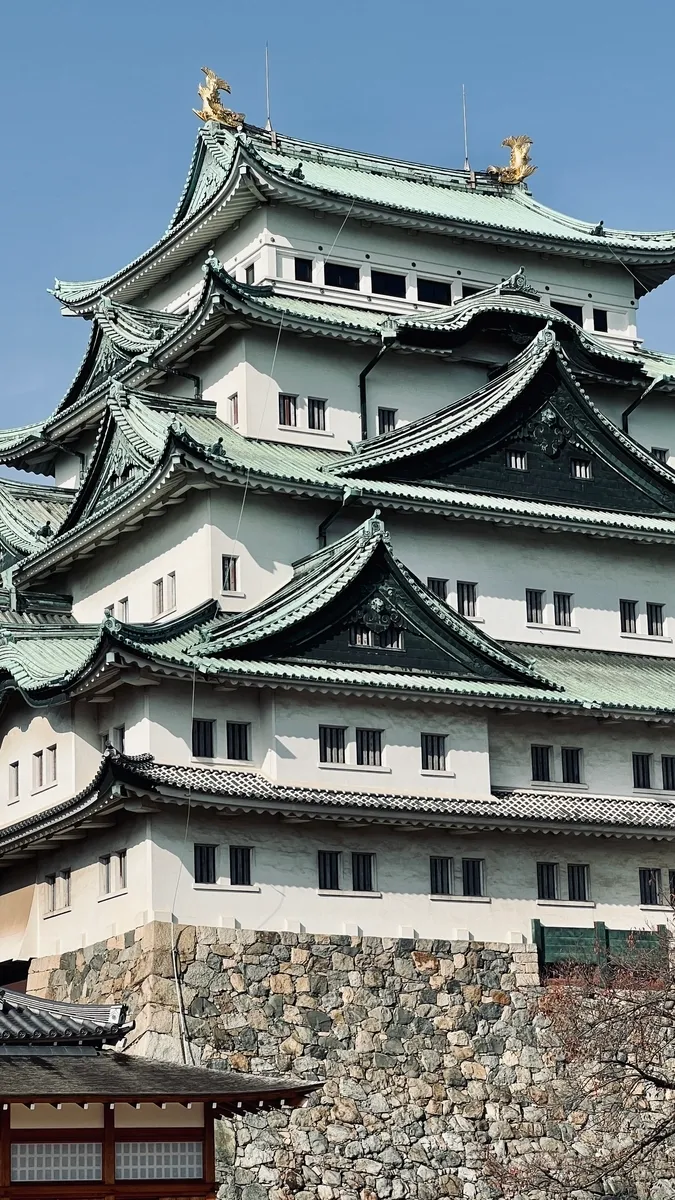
[529,744,675,792]
[192,719,251,761]
[319,726,449,772]
[506,447,670,474]
[44,851,127,914]
[10,1139,202,1182]
[9,745,57,800]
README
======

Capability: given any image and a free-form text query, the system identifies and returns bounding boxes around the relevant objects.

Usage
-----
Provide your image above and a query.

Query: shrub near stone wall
[28,923,542,1200]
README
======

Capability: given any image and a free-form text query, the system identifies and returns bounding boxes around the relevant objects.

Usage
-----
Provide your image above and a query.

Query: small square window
[592,308,608,333]
[568,863,589,902]
[639,867,661,906]
[663,755,675,791]
[153,578,164,617]
[531,744,552,782]
[561,746,582,785]
[554,592,573,627]
[427,577,448,601]
[226,721,250,761]
[371,269,406,298]
[570,458,593,480]
[647,602,665,637]
[421,733,446,772]
[194,844,217,885]
[417,278,452,306]
[633,752,652,789]
[294,257,313,283]
[352,852,374,892]
[506,449,528,471]
[430,855,452,896]
[462,858,484,897]
[166,572,176,611]
[652,446,669,465]
[319,725,346,764]
[551,300,583,326]
[457,581,477,619]
[537,862,558,900]
[620,599,637,634]
[356,728,382,767]
[377,407,397,436]
[222,555,238,593]
[229,393,239,426]
[117,597,129,622]
[308,397,327,431]
[279,393,297,427]
[192,718,215,759]
[324,262,359,290]
[245,263,255,286]
[318,850,340,890]
[526,588,544,625]
[230,845,252,886]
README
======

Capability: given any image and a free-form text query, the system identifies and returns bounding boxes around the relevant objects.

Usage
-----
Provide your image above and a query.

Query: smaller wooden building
[0,988,316,1199]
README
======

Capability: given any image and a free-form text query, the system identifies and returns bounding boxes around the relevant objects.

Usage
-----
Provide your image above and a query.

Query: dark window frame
[230,845,252,887]
[430,856,452,896]
[421,733,446,773]
[278,392,298,427]
[377,407,397,436]
[222,554,238,593]
[462,858,484,897]
[639,867,662,906]
[427,577,448,601]
[319,725,347,764]
[506,449,528,471]
[526,588,544,625]
[592,308,608,333]
[531,744,552,782]
[633,752,652,789]
[568,863,590,902]
[192,718,215,759]
[194,844,217,886]
[318,849,340,890]
[417,277,452,306]
[324,261,360,290]
[561,746,582,785]
[356,728,383,767]
[620,598,637,634]
[294,256,313,283]
[307,396,327,431]
[457,581,477,619]
[647,602,665,637]
[663,755,675,791]
[226,721,250,762]
[351,851,375,892]
[537,861,558,900]
[553,592,573,628]
[371,268,406,298]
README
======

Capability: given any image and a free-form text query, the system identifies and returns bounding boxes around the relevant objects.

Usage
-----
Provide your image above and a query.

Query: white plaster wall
[0,701,100,825]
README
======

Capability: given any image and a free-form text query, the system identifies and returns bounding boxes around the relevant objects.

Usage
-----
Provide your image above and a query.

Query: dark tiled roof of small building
[0,989,126,1050]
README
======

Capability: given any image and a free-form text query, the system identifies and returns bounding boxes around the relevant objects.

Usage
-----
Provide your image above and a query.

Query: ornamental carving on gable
[522,406,567,458]
[353,589,403,634]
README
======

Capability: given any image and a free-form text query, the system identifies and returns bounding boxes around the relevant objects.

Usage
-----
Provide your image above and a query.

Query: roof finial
[193,67,244,129]
[487,136,536,185]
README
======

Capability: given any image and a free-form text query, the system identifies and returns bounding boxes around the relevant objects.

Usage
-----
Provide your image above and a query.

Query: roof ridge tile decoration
[0,988,127,1047]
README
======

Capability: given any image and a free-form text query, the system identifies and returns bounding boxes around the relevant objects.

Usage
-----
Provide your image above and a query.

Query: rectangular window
[652,446,669,464]
[348,623,403,650]
[592,308,608,333]
[620,598,637,634]
[457,581,477,619]
[324,261,359,290]
[100,850,126,895]
[104,604,114,618]
[461,284,481,299]
[32,750,44,792]
[45,874,55,913]
[670,870,675,905]
[417,277,452,306]
[531,744,552,782]
[430,855,452,896]
[568,863,590,902]
[278,393,297,427]
[318,849,340,890]
[570,458,593,480]
[371,269,406,298]
[647,602,665,637]
[356,728,382,767]
[308,397,327,431]
[294,256,313,283]
[9,761,18,800]
[639,867,662,906]
[45,745,57,785]
[115,1141,202,1181]
[663,755,675,791]
[537,862,558,900]
[349,623,372,647]
[633,752,652,789]
[421,733,446,772]
[226,721,250,761]
[117,597,129,622]
[319,725,346,764]
[111,725,125,753]
[352,852,374,892]
[561,746,582,785]
[462,858,484,897]
[153,578,164,617]
[192,718,215,759]
[506,449,528,471]
[194,844,217,885]
[12,1142,102,1182]
[230,845,251,886]
[377,407,397,436]
[55,869,71,911]
[526,588,544,625]
[166,572,176,610]
[554,592,573,627]
[229,392,239,426]
[427,577,448,601]
[551,300,583,326]
[245,263,255,285]
[222,554,238,593]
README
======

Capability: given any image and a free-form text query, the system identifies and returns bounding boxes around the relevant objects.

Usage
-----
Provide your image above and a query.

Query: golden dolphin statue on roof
[193,67,244,129]
[488,136,536,185]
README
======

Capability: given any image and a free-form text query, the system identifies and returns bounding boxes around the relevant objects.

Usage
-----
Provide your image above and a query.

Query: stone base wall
[29,923,548,1200]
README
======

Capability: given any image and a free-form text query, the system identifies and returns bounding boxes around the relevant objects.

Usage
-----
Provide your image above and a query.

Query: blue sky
[2,0,675,425]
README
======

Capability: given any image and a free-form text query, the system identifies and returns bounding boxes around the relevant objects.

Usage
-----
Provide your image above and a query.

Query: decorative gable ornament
[193,67,244,129]
[353,590,404,634]
[488,136,537,186]
[524,406,568,458]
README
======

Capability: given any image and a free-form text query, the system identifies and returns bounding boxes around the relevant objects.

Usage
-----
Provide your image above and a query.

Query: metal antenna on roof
[265,43,273,132]
[462,84,471,172]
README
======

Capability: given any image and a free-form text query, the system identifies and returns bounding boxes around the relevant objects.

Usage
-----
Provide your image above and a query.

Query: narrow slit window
[430,855,452,895]
[457,581,477,619]
[111,725,125,753]
[356,728,382,767]
[537,862,558,900]
[506,449,528,471]
[351,852,374,892]
[192,718,215,759]
[153,578,164,617]
[620,599,637,634]
[561,746,582,785]
[421,733,446,772]
[318,849,340,890]
[319,725,346,764]
[568,863,590,902]
[294,256,313,283]
[526,588,544,624]
[663,755,675,791]
[639,867,662,906]
[32,750,44,792]
[9,761,19,800]
[117,597,129,622]
[427,577,448,601]
[531,744,552,782]
[377,407,397,436]
[194,844,217,885]
[166,572,176,611]
[633,752,652,789]
[230,845,252,886]
[226,721,250,761]
[46,744,57,785]
[308,397,327,431]
[229,392,239,426]
[222,555,238,593]
[278,393,297,427]
[462,858,484,897]
[554,592,573,627]
[647,602,665,637]
[245,263,255,285]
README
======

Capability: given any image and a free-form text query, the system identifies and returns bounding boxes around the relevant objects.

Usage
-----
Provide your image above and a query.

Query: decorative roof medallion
[193,67,244,129]
[353,589,403,633]
[487,136,537,185]
[523,406,567,458]
[497,266,540,300]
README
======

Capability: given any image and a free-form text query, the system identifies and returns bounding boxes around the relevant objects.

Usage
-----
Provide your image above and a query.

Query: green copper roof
[0,480,72,558]
[505,642,675,715]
